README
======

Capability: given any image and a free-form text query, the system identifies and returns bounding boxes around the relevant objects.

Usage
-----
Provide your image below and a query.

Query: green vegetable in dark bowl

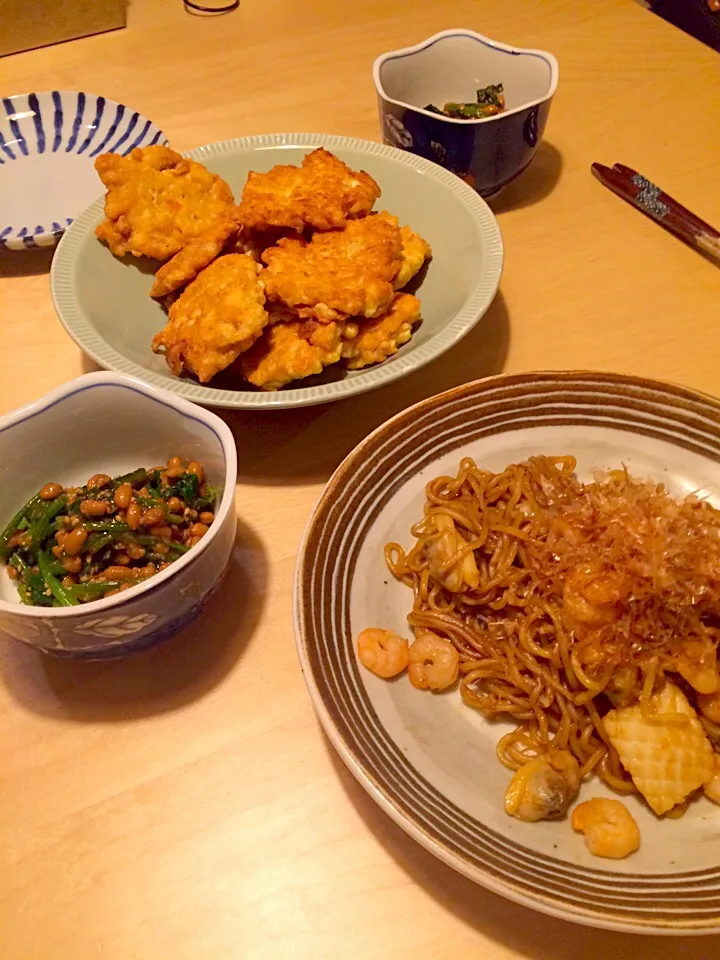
[0,455,220,607]
[425,83,506,120]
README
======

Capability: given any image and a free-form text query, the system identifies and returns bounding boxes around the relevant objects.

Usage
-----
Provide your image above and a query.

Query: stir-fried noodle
[385,456,720,794]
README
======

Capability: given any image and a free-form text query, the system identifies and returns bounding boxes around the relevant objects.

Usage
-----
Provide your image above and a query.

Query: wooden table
[1,2,719,957]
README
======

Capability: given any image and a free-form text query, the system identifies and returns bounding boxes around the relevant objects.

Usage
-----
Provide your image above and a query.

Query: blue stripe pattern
[1,91,167,250]
[89,103,125,157]
[66,91,86,152]
[3,97,27,155]
[27,93,45,153]
[106,111,138,154]
[124,118,151,154]
[76,95,105,154]
[52,91,63,152]
[0,130,14,160]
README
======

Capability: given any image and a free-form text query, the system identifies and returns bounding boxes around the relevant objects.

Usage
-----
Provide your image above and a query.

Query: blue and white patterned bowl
[373,30,558,198]
[0,372,237,659]
[0,91,167,251]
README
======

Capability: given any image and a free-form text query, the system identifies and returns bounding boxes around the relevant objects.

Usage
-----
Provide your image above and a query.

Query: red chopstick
[591,162,720,266]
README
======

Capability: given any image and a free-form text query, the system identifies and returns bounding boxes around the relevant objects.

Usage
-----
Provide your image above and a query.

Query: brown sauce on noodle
[385,456,720,794]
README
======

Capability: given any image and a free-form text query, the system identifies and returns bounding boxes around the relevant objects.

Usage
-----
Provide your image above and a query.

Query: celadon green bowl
[51,132,503,410]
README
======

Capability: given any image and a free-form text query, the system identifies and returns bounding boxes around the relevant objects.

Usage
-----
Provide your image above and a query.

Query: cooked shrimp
[562,566,626,626]
[571,798,640,859]
[504,751,580,822]
[427,514,479,593]
[356,628,408,679]
[407,630,459,691]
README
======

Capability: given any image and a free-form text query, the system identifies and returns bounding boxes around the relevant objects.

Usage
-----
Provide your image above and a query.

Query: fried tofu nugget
[240,320,343,390]
[374,212,432,290]
[95,145,235,260]
[395,225,432,289]
[151,254,267,383]
[149,218,240,298]
[262,213,402,322]
[342,293,421,369]
[238,147,380,232]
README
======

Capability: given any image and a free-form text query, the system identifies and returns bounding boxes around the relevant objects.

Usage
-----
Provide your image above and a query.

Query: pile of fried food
[94,145,432,391]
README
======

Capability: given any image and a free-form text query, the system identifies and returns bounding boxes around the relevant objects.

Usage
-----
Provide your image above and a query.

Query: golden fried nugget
[240,319,343,390]
[95,144,235,260]
[227,226,294,263]
[149,218,240,298]
[238,147,380,232]
[342,293,421,369]
[262,213,402,322]
[373,211,432,289]
[395,225,432,289]
[151,254,267,383]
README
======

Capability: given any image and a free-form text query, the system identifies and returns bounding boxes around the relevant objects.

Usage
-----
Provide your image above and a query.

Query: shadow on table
[0,518,266,721]
[220,290,510,487]
[0,246,55,278]
[489,141,563,215]
[325,737,720,959]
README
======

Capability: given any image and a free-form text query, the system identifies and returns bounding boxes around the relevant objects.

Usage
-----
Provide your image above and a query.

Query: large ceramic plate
[294,371,720,934]
[50,132,503,409]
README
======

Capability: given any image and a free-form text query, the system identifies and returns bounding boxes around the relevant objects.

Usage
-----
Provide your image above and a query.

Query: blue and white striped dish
[0,91,167,252]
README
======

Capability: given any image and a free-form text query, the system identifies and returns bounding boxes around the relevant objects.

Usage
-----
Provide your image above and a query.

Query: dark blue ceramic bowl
[373,29,558,198]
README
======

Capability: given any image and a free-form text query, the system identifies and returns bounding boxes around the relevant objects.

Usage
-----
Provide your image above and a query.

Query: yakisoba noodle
[381,455,720,817]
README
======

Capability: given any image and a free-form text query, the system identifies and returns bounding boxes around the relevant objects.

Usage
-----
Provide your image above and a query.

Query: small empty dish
[373,29,558,197]
[0,91,167,251]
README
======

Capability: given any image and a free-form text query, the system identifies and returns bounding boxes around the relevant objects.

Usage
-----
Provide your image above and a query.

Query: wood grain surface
[1,1,719,957]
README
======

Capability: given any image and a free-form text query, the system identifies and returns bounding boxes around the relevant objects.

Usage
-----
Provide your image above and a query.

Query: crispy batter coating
[240,319,343,390]
[261,213,402,322]
[227,226,295,263]
[95,145,235,260]
[151,254,267,383]
[237,147,380,232]
[149,218,240,298]
[342,293,421,369]
[374,211,432,290]
[395,225,432,289]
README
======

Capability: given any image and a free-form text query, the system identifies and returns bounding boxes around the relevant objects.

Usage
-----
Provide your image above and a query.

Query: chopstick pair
[591,161,720,267]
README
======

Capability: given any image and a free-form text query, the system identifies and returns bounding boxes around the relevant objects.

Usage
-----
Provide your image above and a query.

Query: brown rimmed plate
[294,371,720,934]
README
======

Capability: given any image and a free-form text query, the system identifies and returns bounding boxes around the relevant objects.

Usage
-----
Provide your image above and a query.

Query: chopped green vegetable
[67,580,143,599]
[0,492,41,558]
[2,458,214,607]
[476,83,504,108]
[193,484,221,512]
[135,535,189,554]
[112,468,148,489]
[83,521,131,533]
[425,83,505,120]
[171,472,200,505]
[37,549,77,607]
[27,495,67,551]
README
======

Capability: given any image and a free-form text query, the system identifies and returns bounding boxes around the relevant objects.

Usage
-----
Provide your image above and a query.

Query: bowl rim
[0,90,167,253]
[0,371,237,619]
[51,131,504,410]
[373,28,559,125]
